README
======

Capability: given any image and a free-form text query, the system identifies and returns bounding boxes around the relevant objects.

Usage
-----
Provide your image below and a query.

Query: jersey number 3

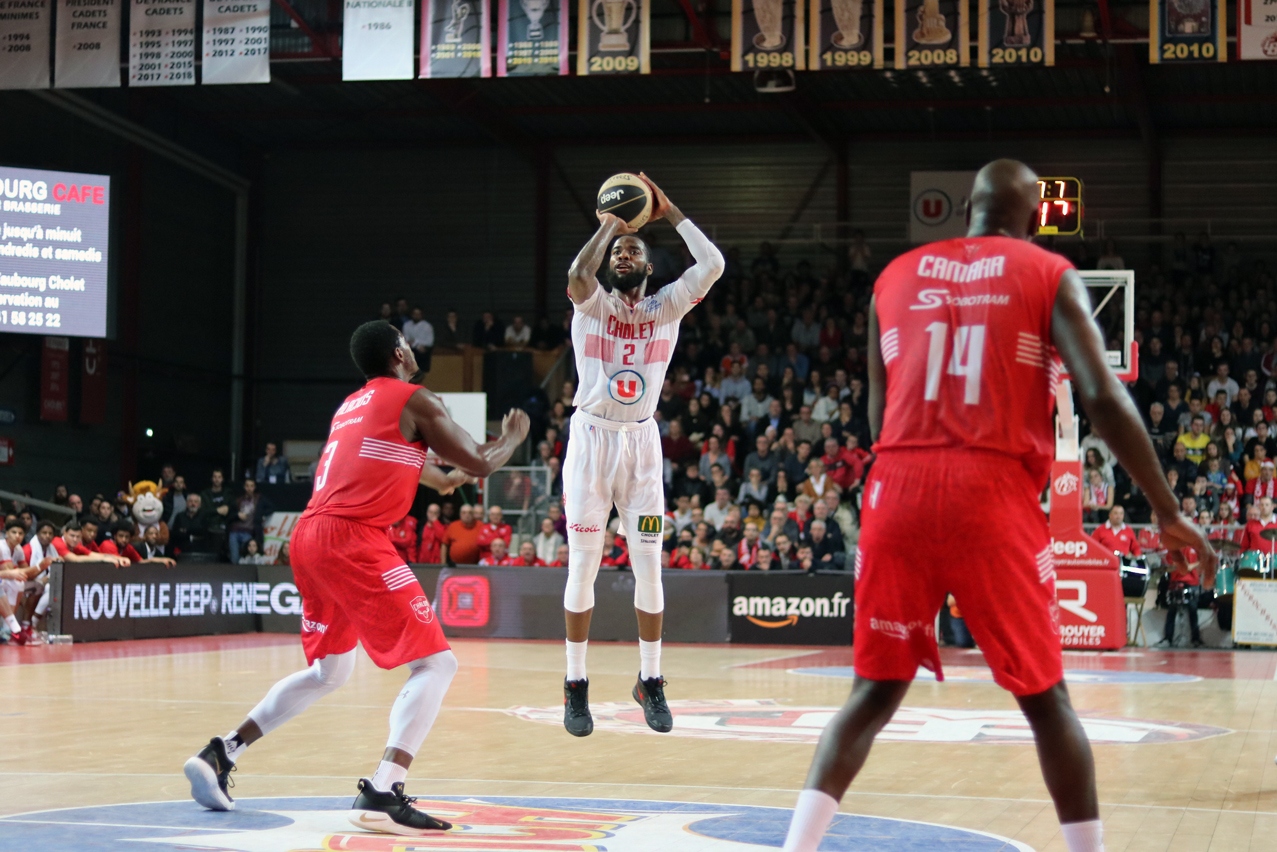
[923,322,986,404]
[314,441,338,490]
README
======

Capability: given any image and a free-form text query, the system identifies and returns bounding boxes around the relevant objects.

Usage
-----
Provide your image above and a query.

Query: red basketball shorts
[854,449,1062,697]
[289,515,450,670]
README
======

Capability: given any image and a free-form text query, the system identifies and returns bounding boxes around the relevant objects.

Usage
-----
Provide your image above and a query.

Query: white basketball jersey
[571,220,723,423]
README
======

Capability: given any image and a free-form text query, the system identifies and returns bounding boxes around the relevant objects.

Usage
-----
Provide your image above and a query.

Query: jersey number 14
[923,323,986,404]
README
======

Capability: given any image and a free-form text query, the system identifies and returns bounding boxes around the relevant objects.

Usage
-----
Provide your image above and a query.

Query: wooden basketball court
[3,634,1276,850]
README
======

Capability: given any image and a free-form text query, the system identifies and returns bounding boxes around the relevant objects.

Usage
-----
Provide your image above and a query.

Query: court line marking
[0,818,246,831]
[2,773,1275,818]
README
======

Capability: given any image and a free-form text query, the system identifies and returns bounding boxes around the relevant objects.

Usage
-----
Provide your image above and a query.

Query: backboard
[1078,269,1136,382]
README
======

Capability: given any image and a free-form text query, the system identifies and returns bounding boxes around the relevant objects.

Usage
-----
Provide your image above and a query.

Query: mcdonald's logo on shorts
[636,515,663,542]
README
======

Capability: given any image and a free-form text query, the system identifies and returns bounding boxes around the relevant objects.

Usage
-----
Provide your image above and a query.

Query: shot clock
[1036,176,1082,236]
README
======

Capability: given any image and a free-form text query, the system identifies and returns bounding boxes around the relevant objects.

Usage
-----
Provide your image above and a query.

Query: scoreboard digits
[1036,176,1082,236]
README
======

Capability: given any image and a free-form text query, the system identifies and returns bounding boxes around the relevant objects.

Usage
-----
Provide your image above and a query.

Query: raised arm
[641,172,724,305]
[1051,268,1217,581]
[405,388,529,478]
[568,214,630,305]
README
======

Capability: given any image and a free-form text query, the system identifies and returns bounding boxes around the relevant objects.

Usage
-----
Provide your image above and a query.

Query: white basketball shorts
[563,409,665,553]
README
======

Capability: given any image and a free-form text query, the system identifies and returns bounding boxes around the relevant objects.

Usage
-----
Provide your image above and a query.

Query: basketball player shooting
[781,160,1216,852]
[561,173,723,737]
[183,321,529,837]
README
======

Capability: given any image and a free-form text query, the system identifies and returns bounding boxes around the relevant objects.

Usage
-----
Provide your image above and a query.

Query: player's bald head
[967,159,1040,240]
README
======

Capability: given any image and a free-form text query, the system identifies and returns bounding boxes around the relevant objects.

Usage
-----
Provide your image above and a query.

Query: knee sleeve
[248,649,356,736]
[408,648,459,681]
[387,650,458,755]
[564,547,604,613]
[629,549,664,614]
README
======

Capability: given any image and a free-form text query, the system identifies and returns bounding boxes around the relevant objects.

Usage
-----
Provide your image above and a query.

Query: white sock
[782,789,839,852]
[4,615,19,634]
[222,730,248,763]
[566,640,588,681]
[1060,819,1105,852]
[639,639,661,680]
[371,760,408,792]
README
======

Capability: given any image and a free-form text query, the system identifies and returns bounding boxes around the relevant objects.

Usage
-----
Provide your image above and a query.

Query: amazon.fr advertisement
[729,571,854,644]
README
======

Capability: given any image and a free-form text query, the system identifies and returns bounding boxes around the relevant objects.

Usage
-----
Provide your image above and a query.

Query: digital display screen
[1036,177,1082,236]
[0,165,110,338]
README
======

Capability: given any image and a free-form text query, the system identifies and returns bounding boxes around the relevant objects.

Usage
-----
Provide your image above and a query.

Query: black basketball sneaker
[633,674,673,732]
[348,779,453,835]
[184,737,236,811]
[563,678,594,737]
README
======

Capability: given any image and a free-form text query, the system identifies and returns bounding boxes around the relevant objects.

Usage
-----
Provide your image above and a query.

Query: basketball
[597,173,653,229]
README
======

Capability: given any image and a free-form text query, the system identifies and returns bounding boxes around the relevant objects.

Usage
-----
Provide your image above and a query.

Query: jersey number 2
[314,441,338,490]
[622,343,636,365]
[923,322,986,404]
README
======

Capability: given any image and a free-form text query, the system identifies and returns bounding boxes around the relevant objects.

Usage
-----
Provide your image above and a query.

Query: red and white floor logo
[506,699,1230,745]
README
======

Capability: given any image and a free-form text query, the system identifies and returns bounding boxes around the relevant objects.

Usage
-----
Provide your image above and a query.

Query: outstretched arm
[405,388,529,478]
[568,214,632,305]
[1051,268,1217,582]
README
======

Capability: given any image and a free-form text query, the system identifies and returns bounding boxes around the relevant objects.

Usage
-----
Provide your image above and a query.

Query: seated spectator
[548,543,570,567]
[1241,496,1277,553]
[719,361,751,403]
[1146,402,1176,459]
[810,498,845,552]
[504,315,531,348]
[763,505,799,545]
[1249,461,1277,504]
[669,495,695,533]
[716,510,743,551]
[138,525,172,561]
[51,521,127,567]
[255,442,291,485]
[661,420,698,469]
[435,309,463,349]
[743,435,780,485]
[692,521,715,553]
[389,514,420,564]
[738,468,770,511]
[794,543,817,571]
[479,538,511,566]
[402,307,434,366]
[472,311,504,349]
[799,458,839,503]
[740,378,774,426]
[752,543,776,571]
[100,523,175,567]
[822,437,863,494]
[1084,447,1114,486]
[715,546,740,570]
[237,538,272,565]
[683,546,709,570]
[754,398,790,439]
[807,520,840,566]
[509,540,546,567]
[477,505,513,560]
[1168,441,1199,484]
[1176,416,1211,465]
[1082,469,1114,521]
[1091,505,1141,556]
[704,488,734,531]
[812,383,841,423]
[791,405,823,446]
[737,519,761,567]
[601,528,630,568]
[442,504,483,565]
[418,504,447,564]
[172,495,213,555]
[533,517,564,564]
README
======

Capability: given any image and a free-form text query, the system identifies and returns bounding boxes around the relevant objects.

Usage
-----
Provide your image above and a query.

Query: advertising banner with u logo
[909,171,975,243]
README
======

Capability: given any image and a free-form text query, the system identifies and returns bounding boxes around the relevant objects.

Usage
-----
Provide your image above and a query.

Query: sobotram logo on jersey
[608,369,646,405]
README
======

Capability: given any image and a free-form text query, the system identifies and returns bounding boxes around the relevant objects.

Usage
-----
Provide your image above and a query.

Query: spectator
[743,435,780,485]
[1082,468,1113,521]
[1146,402,1177,460]
[472,311,504,349]
[442,504,483,565]
[1168,441,1199,484]
[822,437,863,495]
[661,420,698,469]
[737,519,761,567]
[100,523,175,567]
[791,308,821,350]
[669,495,695,533]
[51,521,127,567]
[1157,549,1203,648]
[418,504,447,564]
[740,377,774,425]
[172,495,212,555]
[509,540,545,567]
[532,517,564,564]
[811,384,841,423]
[754,398,790,439]
[738,467,770,510]
[678,461,714,507]
[479,538,510,566]
[1245,420,1277,461]
[504,315,532,348]
[435,309,464,349]
[791,405,823,446]
[79,518,103,552]
[202,469,232,555]
[389,514,420,564]
[753,543,776,571]
[699,435,731,483]
[715,546,740,570]
[763,506,799,545]
[66,493,83,518]
[165,476,190,526]
[237,538,272,565]
[1207,361,1240,406]
[811,498,845,552]
[402,307,435,365]
[477,505,513,560]
[601,527,630,567]
[228,479,269,562]
[548,543,570,567]
[255,442,291,485]
[51,484,69,506]
[546,502,568,539]
[799,457,837,502]
[138,525,172,561]
[704,488,734,531]
[807,520,839,565]
[1247,461,1277,504]
[720,361,751,403]
[1091,505,1141,556]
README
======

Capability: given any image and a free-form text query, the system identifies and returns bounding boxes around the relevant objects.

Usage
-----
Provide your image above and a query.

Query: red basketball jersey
[302,377,428,528]
[873,236,1072,484]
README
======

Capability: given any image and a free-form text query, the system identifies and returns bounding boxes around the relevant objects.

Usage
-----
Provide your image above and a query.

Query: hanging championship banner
[421,0,491,77]
[977,0,1052,66]
[1240,0,1277,59]
[0,0,51,89]
[895,0,968,67]
[576,0,649,74]
[202,0,270,83]
[55,0,121,88]
[808,0,882,69]
[128,0,196,87]
[1149,0,1225,62]
[342,0,414,80]
[732,0,805,71]
[497,0,567,76]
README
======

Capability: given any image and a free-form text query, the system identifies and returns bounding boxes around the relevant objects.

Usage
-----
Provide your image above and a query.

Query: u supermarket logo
[608,369,645,405]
